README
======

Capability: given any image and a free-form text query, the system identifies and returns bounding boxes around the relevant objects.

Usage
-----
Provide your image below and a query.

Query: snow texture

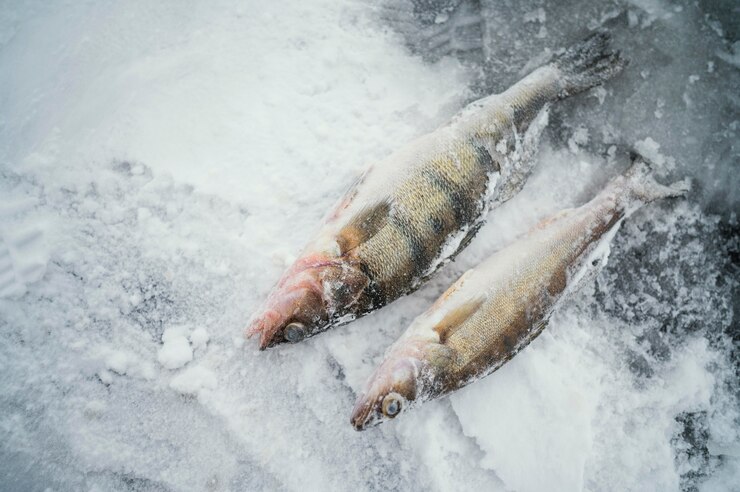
[0,0,737,491]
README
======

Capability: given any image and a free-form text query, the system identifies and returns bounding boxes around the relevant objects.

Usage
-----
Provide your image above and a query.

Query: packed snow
[0,1,737,491]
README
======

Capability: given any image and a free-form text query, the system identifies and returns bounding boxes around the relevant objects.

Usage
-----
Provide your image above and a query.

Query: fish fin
[434,296,485,344]
[337,200,391,255]
[410,222,484,291]
[325,173,364,223]
[426,343,455,368]
[554,31,627,99]
[449,221,484,261]
[492,106,550,204]
[431,269,474,310]
[532,208,574,231]
[623,151,691,202]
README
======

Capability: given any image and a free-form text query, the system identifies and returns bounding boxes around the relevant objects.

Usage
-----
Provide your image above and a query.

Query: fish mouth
[246,316,311,350]
[246,255,347,349]
[245,281,328,350]
[350,357,423,430]
[350,394,383,431]
[245,309,285,350]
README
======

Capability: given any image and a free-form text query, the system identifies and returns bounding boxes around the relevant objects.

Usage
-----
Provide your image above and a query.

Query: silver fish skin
[350,155,689,430]
[247,32,626,349]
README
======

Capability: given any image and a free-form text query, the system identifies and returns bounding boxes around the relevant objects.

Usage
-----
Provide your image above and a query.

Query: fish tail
[622,151,691,203]
[554,31,627,99]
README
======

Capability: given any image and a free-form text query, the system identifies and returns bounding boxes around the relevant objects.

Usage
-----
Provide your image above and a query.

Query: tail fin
[623,151,690,203]
[554,31,627,99]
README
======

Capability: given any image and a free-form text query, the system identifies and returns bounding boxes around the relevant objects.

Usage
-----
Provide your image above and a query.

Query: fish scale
[447,231,578,381]
[355,139,496,301]
[445,186,631,381]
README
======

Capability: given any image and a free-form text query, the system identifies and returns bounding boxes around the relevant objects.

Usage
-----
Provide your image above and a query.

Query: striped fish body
[350,157,688,429]
[247,33,626,349]
[319,122,515,311]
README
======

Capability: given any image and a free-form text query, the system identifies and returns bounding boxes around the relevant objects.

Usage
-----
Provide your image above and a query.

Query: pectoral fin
[337,200,391,255]
[434,297,485,344]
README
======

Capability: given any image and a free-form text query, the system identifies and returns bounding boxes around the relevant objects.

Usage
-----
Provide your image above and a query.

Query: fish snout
[246,282,328,350]
[247,253,371,349]
[350,359,419,430]
[350,392,379,431]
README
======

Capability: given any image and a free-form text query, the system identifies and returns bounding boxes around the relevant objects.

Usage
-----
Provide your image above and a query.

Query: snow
[0,0,737,491]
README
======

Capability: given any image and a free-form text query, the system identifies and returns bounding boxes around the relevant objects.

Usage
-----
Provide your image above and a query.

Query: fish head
[350,354,424,431]
[246,254,368,349]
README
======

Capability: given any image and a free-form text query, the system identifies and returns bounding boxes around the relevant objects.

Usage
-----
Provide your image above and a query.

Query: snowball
[169,366,217,395]
[157,335,193,370]
[105,351,130,375]
[161,325,190,342]
[190,328,210,350]
[98,370,113,385]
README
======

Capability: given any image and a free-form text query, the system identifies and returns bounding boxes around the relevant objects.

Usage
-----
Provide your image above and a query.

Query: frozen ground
[0,0,737,491]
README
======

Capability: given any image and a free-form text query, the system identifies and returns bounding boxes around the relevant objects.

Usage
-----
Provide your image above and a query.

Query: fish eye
[382,393,402,418]
[284,322,306,343]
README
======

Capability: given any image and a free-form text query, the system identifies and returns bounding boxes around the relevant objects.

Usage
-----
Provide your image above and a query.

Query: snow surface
[0,1,738,491]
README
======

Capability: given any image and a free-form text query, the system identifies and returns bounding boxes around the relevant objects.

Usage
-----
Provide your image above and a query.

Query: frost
[83,400,108,419]
[633,137,665,165]
[717,41,740,68]
[523,7,546,24]
[0,0,737,491]
[568,126,589,153]
[0,220,48,298]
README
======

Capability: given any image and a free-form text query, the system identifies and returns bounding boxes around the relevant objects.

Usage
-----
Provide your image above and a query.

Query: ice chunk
[633,137,665,166]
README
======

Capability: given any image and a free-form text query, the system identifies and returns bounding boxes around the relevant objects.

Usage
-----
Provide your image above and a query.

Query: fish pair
[246,32,687,430]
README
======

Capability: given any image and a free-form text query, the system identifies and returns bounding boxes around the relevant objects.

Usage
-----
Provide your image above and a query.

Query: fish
[246,32,627,349]
[350,154,689,430]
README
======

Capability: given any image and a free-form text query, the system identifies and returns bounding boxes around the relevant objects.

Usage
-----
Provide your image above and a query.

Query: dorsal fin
[337,200,391,256]
[531,208,573,232]
[434,296,485,344]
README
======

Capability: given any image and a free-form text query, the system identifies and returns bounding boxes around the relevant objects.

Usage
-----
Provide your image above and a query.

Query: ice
[634,137,666,165]
[0,0,737,491]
